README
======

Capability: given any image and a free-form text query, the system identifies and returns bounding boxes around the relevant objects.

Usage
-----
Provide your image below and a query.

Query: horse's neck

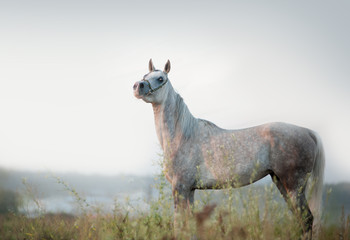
[152,90,197,153]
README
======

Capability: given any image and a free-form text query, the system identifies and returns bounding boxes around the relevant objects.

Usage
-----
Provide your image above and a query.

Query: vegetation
[0,169,349,240]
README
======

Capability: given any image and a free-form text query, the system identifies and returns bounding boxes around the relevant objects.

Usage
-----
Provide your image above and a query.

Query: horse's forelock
[143,70,162,79]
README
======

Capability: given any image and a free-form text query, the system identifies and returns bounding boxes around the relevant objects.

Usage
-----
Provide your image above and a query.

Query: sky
[0,0,349,183]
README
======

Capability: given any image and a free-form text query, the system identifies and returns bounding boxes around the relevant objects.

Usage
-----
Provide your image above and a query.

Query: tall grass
[0,171,349,240]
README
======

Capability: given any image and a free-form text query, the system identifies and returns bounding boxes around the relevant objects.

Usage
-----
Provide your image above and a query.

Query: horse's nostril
[139,82,144,89]
[133,83,138,90]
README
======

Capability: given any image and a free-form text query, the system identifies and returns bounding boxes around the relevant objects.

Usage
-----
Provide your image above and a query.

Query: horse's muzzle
[133,81,150,98]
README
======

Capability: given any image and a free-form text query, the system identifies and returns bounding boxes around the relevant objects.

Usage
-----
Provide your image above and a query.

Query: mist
[0,0,349,183]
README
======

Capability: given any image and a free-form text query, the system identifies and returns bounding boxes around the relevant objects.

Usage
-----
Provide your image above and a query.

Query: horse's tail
[308,131,325,229]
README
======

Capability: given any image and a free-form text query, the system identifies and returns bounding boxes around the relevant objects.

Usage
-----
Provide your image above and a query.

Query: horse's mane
[172,91,198,140]
[198,118,220,129]
[172,90,222,140]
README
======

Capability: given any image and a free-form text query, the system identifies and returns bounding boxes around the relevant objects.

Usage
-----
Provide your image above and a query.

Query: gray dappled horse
[133,59,325,239]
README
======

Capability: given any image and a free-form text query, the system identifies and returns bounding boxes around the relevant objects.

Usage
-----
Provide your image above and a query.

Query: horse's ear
[149,59,155,72]
[164,60,171,74]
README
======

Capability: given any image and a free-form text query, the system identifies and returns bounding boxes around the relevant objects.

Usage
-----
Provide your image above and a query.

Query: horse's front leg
[172,181,195,237]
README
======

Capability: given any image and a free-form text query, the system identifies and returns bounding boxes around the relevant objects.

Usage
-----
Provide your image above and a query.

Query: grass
[0,172,349,240]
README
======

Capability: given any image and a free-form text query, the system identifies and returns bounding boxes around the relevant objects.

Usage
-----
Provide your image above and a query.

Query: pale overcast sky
[0,0,349,182]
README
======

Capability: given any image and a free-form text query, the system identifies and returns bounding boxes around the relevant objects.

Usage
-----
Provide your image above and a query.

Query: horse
[133,59,325,239]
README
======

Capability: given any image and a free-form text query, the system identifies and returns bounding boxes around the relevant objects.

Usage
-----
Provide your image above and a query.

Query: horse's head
[133,59,171,104]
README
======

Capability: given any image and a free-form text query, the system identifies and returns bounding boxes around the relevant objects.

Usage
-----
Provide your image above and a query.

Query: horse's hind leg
[289,188,313,240]
[270,173,313,240]
[295,191,313,239]
[270,173,288,202]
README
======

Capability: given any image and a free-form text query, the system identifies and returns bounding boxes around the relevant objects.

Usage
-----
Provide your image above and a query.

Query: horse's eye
[158,77,163,82]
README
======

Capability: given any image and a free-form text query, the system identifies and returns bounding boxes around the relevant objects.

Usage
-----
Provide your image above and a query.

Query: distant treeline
[0,168,154,198]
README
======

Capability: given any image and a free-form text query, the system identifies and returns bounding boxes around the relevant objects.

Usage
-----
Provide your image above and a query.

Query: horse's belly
[203,158,265,187]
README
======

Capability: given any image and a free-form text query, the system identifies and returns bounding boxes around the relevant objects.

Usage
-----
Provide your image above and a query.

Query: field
[1,171,349,240]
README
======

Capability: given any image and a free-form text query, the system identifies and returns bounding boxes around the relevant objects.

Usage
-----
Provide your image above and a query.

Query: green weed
[0,172,349,239]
